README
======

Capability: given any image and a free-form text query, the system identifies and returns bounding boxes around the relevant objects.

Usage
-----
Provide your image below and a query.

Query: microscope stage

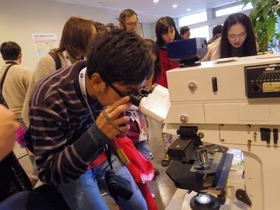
[166,153,233,191]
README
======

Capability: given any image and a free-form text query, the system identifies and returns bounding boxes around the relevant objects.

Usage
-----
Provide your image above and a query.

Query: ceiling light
[187,8,191,11]
[153,0,159,2]
[172,4,177,8]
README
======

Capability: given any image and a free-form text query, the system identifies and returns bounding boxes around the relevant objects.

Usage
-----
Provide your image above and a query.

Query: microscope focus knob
[198,132,204,139]
[180,114,188,123]
[217,191,226,205]
[188,81,197,91]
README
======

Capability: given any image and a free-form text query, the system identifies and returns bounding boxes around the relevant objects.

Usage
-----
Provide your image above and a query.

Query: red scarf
[113,136,158,210]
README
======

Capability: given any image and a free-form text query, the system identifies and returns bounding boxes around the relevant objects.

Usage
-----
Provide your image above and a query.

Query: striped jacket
[25,60,111,185]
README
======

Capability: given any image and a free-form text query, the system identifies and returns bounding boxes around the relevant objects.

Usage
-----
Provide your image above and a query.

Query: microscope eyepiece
[129,87,150,107]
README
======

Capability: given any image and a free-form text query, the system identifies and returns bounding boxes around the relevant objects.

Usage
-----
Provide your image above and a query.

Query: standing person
[118,10,160,179]
[156,16,183,88]
[118,8,149,158]
[207,25,223,46]
[118,9,138,32]
[118,11,160,191]
[21,16,97,188]
[144,38,161,153]
[180,26,191,39]
[202,13,257,61]
[145,39,161,90]
[25,29,154,210]
[0,41,32,122]
[155,17,183,167]
[143,39,161,175]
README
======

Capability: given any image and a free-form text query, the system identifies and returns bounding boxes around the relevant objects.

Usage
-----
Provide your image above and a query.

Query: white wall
[142,23,155,40]
[0,0,103,70]
[0,0,155,71]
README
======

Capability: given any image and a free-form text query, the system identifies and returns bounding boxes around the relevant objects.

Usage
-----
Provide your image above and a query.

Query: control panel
[245,63,280,98]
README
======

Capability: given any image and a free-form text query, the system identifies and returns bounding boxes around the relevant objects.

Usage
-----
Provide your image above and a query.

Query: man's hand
[0,105,20,161]
[95,96,131,139]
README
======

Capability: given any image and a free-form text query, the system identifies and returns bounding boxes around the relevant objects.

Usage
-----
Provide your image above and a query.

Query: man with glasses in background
[118,9,139,32]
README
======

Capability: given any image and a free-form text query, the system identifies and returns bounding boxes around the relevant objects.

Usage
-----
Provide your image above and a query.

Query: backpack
[0,91,7,108]
[48,51,61,70]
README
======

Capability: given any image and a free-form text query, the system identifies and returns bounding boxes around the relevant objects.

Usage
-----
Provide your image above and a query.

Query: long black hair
[220,13,257,58]
[155,16,183,47]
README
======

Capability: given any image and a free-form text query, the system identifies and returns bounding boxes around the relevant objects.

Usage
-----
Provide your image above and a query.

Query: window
[215,3,253,17]
[190,26,210,41]
[178,11,207,27]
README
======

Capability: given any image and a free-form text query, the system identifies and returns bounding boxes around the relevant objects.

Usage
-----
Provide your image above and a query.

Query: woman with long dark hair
[155,16,183,88]
[203,13,257,61]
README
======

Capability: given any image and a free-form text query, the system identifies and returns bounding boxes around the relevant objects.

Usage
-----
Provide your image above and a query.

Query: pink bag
[16,127,25,148]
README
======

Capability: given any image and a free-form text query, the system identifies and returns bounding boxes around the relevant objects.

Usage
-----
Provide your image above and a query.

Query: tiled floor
[18,117,178,209]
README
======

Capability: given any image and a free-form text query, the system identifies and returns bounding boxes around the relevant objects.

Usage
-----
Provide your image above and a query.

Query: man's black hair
[180,26,190,36]
[212,25,223,36]
[0,41,21,60]
[86,28,154,85]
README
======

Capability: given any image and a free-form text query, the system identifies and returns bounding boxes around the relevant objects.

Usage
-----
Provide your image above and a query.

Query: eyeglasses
[228,32,246,40]
[126,22,138,26]
[107,82,146,98]
[107,83,126,98]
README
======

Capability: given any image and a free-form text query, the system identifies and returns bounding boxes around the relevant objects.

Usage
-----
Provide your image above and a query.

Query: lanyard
[63,51,72,66]
[78,67,87,101]
[78,67,94,119]
[79,68,111,162]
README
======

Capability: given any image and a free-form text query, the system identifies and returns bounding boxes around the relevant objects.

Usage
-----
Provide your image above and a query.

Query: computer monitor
[166,38,207,67]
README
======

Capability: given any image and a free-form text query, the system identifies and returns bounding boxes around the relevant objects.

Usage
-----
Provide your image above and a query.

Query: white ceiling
[48,0,242,24]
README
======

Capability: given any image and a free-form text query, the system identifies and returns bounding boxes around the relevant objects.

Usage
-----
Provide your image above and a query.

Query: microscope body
[163,54,280,210]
